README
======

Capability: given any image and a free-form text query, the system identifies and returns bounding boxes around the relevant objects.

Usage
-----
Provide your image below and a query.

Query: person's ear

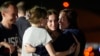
[1,12,6,17]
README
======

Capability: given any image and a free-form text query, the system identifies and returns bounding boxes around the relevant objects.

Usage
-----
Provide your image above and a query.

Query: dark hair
[47,9,58,16]
[0,1,17,13]
[47,9,58,21]
[60,9,78,28]
[29,6,47,24]
[46,9,61,40]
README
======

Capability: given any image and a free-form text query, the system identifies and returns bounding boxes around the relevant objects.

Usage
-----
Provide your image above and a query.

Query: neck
[1,20,12,29]
[31,23,39,27]
[31,23,45,28]
[18,12,25,17]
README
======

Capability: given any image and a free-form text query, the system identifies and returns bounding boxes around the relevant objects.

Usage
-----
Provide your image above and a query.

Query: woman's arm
[56,43,76,56]
[45,42,56,56]
[24,44,36,53]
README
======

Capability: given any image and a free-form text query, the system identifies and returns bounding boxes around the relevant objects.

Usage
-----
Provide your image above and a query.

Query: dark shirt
[64,28,86,56]
[0,23,18,56]
[15,17,31,47]
[35,29,76,56]
[53,30,76,51]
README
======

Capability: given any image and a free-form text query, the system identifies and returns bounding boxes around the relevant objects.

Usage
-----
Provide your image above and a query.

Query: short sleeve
[42,30,52,46]
[22,27,33,45]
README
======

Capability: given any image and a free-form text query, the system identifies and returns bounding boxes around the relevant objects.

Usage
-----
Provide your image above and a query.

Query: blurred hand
[0,42,15,54]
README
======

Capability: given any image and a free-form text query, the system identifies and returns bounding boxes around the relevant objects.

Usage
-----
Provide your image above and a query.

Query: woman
[21,6,57,56]
[58,9,86,56]
[46,9,61,41]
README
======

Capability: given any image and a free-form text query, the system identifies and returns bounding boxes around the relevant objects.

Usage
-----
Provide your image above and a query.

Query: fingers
[0,42,15,54]
[9,44,15,54]
[68,43,76,54]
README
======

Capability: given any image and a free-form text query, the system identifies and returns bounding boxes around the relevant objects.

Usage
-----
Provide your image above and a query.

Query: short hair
[17,1,26,13]
[60,9,78,27]
[0,1,17,13]
[29,6,47,24]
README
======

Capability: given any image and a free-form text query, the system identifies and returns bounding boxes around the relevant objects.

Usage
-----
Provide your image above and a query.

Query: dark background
[0,0,100,43]
[0,0,100,15]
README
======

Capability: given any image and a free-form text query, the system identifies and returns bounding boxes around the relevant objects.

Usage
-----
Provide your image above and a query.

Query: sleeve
[22,28,33,46]
[42,30,52,46]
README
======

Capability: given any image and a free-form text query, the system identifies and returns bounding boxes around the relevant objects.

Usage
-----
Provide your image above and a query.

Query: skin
[47,14,58,31]
[58,12,70,30]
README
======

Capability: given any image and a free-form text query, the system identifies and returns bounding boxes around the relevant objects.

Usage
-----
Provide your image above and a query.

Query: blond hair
[29,6,47,24]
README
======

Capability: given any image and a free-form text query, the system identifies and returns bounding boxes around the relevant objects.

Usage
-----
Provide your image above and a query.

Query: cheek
[47,22,51,28]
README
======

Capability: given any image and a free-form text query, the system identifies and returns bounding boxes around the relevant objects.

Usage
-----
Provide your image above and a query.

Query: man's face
[58,12,70,30]
[3,5,18,24]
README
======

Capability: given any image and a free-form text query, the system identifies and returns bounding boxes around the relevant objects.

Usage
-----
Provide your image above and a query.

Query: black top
[35,29,76,56]
[15,17,31,47]
[53,28,86,56]
[64,28,86,56]
[53,30,76,51]
[0,23,18,56]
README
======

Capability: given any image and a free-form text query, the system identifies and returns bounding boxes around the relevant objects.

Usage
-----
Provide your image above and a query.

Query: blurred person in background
[16,1,31,48]
[15,1,31,56]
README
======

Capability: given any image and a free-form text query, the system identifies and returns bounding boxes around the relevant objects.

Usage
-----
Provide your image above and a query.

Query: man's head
[17,1,26,17]
[1,1,18,24]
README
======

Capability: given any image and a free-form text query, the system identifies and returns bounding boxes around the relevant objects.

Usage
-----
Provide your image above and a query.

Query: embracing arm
[24,44,36,53]
[56,43,76,56]
[45,42,56,56]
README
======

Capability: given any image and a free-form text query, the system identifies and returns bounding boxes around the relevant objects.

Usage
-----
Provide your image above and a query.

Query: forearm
[24,44,36,53]
[0,42,10,48]
[56,51,69,56]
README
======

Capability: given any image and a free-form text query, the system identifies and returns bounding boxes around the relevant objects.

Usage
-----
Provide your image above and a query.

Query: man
[16,1,31,48]
[0,1,18,56]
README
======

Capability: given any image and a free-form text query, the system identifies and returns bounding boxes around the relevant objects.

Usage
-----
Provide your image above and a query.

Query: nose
[58,19,61,24]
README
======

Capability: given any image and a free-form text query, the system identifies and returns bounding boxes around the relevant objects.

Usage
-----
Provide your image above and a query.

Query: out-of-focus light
[87,46,93,52]
[99,47,100,52]
[63,1,69,8]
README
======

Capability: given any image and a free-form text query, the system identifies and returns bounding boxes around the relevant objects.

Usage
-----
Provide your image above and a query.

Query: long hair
[46,9,61,41]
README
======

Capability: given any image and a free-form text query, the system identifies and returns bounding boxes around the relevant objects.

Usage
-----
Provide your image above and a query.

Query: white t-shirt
[21,26,52,56]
